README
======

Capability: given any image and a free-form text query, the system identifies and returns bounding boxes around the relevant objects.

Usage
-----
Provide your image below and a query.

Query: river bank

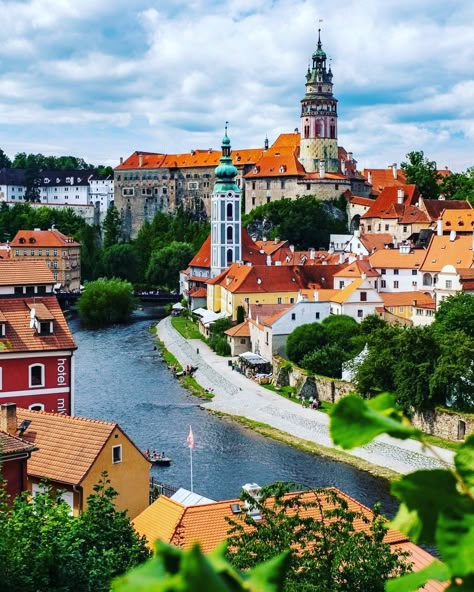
[156,316,455,478]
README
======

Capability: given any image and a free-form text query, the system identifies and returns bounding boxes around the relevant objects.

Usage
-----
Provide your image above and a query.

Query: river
[72,307,397,515]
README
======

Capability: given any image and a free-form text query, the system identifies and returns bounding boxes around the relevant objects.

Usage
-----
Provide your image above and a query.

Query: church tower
[210,126,241,277]
[299,30,339,173]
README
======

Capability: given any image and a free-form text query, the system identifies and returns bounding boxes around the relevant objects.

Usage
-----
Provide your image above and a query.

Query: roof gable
[0,259,55,287]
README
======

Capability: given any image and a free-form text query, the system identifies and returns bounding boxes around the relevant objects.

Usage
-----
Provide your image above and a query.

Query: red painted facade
[1,456,28,500]
[0,354,72,414]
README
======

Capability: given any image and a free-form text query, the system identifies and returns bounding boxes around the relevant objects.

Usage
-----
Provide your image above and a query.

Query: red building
[0,260,77,414]
[0,403,37,501]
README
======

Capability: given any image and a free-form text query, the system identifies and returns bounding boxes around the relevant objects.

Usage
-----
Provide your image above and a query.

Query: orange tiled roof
[224,320,250,338]
[334,259,379,278]
[269,132,300,149]
[189,230,266,270]
[249,303,293,324]
[11,229,80,248]
[16,408,118,485]
[441,209,474,232]
[362,167,407,194]
[244,152,305,179]
[361,185,420,220]
[380,292,435,308]
[133,495,185,545]
[369,248,426,270]
[421,198,471,221]
[117,149,263,171]
[189,236,211,268]
[357,233,394,253]
[190,287,207,298]
[0,259,55,286]
[115,152,167,170]
[350,195,376,207]
[0,431,37,456]
[271,248,342,266]
[0,297,76,353]
[254,240,289,255]
[421,234,474,273]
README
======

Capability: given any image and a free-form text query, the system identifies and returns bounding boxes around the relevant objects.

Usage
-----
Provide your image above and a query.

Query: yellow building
[16,406,150,518]
[10,228,81,291]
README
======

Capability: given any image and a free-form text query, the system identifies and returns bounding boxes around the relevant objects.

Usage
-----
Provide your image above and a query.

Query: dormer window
[19,237,26,244]
[0,322,5,337]
[39,321,53,335]
[29,237,36,244]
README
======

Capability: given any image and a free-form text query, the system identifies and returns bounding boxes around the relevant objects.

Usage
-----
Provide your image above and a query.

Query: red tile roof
[0,431,37,456]
[362,167,407,194]
[421,198,472,221]
[244,152,305,179]
[11,229,80,248]
[189,230,266,270]
[0,296,76,353]
[254,240,289,255]
[350,195,377,207]
[421,234,474,272]
[361,185,420,220]
[380,292,435,308]
[440,208,474,232]
[0,259,55,286]
[189,287,207,298]
[369,248,426,270]
[189,236,211,268]
[224,320,250,337]
[358,233,395,253]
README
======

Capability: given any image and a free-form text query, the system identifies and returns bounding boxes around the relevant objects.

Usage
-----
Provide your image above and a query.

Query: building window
[306,183,311,190]
[53,249,58,256]
[357,309,363,318]
[385,224,389,231]
[240,338,246,344]
[29,403,45,411]
[29,363,45,388]
[252,181,256,190]
[291,313,296,320]
[394,281,399,289]
[277,297,282,304]
[30,249,35,256]
[281,180,285,189]
[399,306,404,312]
[226,203,233,219]
[315,312,320,319]
[360,291,367,302]
[226,226,233,242]
[394,269,399,275]
[381,280,386,288]
[381,269,386,275]
[252,197,256,206]
[339,281,344,289]
[290,298,294,304]
[226,249,233,264]
[446,280,452,289]
[112,445,122,464]
[412,269,417,276]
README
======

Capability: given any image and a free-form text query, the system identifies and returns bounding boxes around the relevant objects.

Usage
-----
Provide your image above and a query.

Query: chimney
[328,242,335,255]
[0,402,17,435]
[242,483,262,517]
[348,152,353,161]
[367,171,372,184]
[437,218,443,236]
[361,272,367,280]
[313,290,319,301]
[119,156,123,165]
[309,247,315,260]
[341,159,346,175]
[138,153,143,167]
[289,244,295,253]
[266,255,272,266]
[392,163,398,179]
[449,230,456,242]
[339,253,345,264]
[319,159,326,179]
[397,188,404,204]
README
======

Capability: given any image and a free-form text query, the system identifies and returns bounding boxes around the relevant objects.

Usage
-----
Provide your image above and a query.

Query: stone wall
[412,409,474,441]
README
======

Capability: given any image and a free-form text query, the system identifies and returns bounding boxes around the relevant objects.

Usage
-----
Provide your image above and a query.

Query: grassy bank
[209,411,399,482]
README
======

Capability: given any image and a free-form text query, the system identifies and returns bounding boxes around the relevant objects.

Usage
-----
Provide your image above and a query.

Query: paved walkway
[157,316,455,475]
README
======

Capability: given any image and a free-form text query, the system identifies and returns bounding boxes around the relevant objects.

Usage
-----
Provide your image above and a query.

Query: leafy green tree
[244,195,347,249]
[0,474,149,592]
[330,392,474,592]
[226,482,411,592]
[439,167,474,204]
[433,292,474,338]
[301,343,347,378]
[114,540,290,592]
[286,323,328,366]
[0,148,11,168]
[401,150,440,200]
[103,244,141,283]
[146,241,194,290]
[236,305,246,324]
[75,223,103,281]
[102,205,122,248]
[78,278,136,328]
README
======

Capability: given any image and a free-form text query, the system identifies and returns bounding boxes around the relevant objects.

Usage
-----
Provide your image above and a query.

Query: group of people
[300,396,321,409]
[145,449,166,460]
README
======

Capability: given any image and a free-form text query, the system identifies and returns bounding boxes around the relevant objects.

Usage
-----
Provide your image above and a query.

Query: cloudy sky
[1,0,473,172]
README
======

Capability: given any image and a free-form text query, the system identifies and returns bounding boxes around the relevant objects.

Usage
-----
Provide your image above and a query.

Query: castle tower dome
[210,124,242,276]
[299,29,339,174]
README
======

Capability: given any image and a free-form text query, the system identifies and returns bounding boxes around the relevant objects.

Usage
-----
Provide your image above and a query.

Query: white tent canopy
[239,351,270,365]
[172,302,185,311]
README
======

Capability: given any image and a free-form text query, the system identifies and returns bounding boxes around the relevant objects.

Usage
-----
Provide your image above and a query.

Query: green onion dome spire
[214,122,238,185]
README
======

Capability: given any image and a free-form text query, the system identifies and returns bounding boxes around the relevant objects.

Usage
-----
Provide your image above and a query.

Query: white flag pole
[187,425,194,493]
[190,442,194,493]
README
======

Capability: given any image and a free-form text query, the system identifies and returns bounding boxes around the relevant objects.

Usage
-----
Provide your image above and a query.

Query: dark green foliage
[433,292,474,338]
[11,152,97,171]
[103,244,141,283]
[401,151,440,200]
[207,317,232,355]
[102,205,122,248]
[0,148,12,168]
[243,195,347,250]
[146,241,194,290]
[439,167,474,205]
[236,305,245,324]
[209,317,232,335]
[286,315,363,378]
[330,395,474,591]
[226,482,411,592]
[78,278,136,327]
[114,540,290,592]
[0,474,150,592]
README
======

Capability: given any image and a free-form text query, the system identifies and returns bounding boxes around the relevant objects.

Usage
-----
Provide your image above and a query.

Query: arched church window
[226,203,233,219]
[227,249,233,264]
[226,226,233,242]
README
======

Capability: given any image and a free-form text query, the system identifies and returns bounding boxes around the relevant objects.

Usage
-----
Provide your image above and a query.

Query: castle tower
[299,30,339,173]
[210,125,241,276]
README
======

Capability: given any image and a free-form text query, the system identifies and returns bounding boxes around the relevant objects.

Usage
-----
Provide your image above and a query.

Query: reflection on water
[72,309,397,515]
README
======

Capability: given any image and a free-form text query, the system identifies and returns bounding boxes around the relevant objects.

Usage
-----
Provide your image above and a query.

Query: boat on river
[144,451,172,466]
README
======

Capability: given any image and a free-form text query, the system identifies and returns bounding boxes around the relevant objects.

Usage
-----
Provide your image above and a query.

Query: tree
[102,206,122,248]
[243,195,347,250]
[330,393,474,591]
[0,148,11,168]
[78,278,136,328]
[0,474,150,592]
[286,323,328,366]
[103,244,141,283]
[439,167,474,205]
[433,292,474,338]
[226,482,411,592]
[401,151,440,200]
[146,241,194,290]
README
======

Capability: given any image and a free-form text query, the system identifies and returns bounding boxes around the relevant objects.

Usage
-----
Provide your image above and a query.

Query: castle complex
[115,31,369,239]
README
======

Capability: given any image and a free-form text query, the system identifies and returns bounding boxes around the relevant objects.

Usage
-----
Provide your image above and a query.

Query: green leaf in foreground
[385,560,450,592]
[113,541,290,592]
[330,393,422,449]
[455,433,474,497]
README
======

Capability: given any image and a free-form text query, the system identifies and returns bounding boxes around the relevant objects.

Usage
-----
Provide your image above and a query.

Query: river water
[72,308,397,515]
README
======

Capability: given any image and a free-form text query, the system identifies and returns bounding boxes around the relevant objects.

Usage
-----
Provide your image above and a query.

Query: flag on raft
[187,425,195,449]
